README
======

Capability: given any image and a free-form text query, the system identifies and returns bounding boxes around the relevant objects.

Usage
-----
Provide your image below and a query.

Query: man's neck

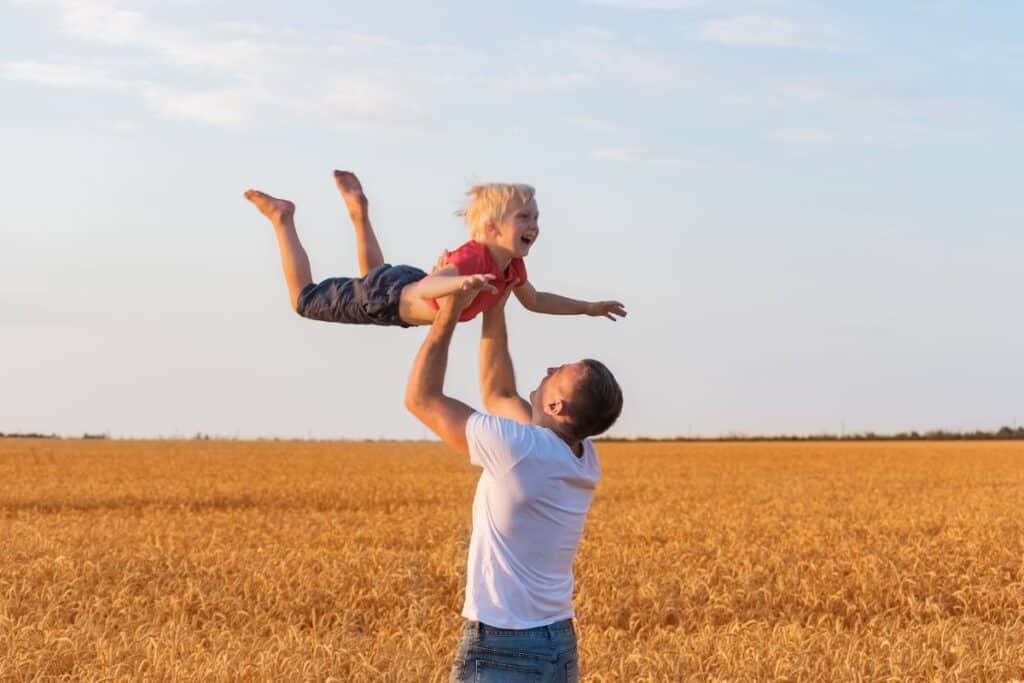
[542,420,584,458]
[480,241,513,272]
[562,434,584,458]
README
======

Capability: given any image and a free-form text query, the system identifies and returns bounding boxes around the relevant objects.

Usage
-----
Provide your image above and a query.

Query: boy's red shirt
[427,240,528,322]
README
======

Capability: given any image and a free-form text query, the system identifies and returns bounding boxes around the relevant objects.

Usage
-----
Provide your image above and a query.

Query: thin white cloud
[212,21,299,38]
[916,0,963,16]
[7,2,704,134]
[593,146,691,166]
[332,30,465,55]
[772,128,839,144]
[770,123,971,146]
[417,68,592,94]
[697,15,843,50]
[768,76,980,120]
[507,70,593,92]
[555,28,691,87]
[7,0,430,129]
[0,60,123,88]
[582,0,707,8]
[139,83,259,126]
[569,116,632,133]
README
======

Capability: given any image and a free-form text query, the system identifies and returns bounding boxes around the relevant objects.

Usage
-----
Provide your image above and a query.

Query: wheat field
[2,438,1023,681]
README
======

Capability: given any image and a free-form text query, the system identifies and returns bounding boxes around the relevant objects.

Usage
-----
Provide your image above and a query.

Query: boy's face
[491,196,539,259]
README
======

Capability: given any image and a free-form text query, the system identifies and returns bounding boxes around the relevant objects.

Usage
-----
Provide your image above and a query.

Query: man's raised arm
[404,287,491,454]
[480,287,532,424]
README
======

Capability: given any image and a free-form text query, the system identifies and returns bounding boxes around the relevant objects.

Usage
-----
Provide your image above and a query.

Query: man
[404,282,623,682]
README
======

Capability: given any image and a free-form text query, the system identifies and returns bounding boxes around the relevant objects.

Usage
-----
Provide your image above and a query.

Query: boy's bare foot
[333,170,368,217]
[244,189,295,224]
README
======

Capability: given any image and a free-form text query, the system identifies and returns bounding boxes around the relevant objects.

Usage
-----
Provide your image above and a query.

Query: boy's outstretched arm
[513,281,627,321]
[480,288,532,425]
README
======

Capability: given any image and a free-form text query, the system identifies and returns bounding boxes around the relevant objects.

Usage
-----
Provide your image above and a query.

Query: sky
[2,0,1022,439]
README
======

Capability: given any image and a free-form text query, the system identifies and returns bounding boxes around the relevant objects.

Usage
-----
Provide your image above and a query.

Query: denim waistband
[470,619,575,639]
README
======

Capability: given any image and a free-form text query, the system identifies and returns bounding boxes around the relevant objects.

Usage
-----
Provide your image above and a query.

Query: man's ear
[485,221,501,238]
[545,398,565,417]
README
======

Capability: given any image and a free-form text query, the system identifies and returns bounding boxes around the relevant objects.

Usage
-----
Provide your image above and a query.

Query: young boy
[244,170,626,328]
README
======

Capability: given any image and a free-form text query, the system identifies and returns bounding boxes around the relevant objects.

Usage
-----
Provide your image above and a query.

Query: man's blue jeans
[449,619,579,682]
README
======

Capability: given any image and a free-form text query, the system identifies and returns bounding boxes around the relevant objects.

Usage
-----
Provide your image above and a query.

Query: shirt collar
[474,241,516,282]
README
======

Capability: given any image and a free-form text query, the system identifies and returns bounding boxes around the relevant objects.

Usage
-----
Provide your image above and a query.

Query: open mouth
[520,235,536,246]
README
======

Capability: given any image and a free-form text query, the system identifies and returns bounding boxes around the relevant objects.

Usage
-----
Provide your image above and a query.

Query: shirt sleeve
[446,241,486,276]
[465,412,534,476]
[510,258,528,285]
[426,242,487,312]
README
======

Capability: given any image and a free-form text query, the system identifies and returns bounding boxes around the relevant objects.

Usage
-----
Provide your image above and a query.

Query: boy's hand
[586,300,627,321]
[458,273,498,295]
[438,275,497,314]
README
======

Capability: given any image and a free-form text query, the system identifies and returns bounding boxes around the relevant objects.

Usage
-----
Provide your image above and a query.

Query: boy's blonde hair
[457,183,536,241]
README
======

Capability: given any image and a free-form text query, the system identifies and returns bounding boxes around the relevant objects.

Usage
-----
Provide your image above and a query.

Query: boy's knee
[292,285,312,317]
[292,280,342,322]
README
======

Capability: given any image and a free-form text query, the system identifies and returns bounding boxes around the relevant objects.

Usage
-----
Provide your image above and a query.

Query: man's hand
[494,278,519,308]
[430,250,451,274]
[586,300,628,321]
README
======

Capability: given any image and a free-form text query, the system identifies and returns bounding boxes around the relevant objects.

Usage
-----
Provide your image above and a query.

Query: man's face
[530,361,586,419]
[493,196,540,259]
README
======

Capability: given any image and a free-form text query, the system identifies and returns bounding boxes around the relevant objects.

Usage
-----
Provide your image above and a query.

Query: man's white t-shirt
[462,411,601,629]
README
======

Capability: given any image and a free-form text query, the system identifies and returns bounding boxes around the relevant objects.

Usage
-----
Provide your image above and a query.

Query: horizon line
[4,425,1023,443]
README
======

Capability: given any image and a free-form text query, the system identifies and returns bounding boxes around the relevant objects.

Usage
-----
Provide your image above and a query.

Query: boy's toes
[334,169,358,184]
[333,170,366,198]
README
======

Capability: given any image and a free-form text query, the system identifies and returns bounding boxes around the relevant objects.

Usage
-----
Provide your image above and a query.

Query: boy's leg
[334,170,384,277]
[244,189,312,310]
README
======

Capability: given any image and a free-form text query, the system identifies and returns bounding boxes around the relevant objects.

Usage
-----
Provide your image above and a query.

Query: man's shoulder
[471,413,578,456]
[468,411,539,438]
[466,412,545,473]
[469,413,553,450]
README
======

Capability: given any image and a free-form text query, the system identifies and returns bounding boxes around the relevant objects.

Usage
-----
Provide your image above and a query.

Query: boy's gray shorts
[296,263,427,328]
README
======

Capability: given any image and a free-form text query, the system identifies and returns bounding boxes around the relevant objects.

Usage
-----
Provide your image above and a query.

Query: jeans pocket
[473,658,543,681]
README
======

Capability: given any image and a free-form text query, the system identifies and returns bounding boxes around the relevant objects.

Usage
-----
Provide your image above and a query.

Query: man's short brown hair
[567,359,623,440]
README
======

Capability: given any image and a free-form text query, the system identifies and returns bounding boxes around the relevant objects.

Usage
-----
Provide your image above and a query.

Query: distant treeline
[3,427,1024,442]
[0,432,109,439]
[599,426,1024,443]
